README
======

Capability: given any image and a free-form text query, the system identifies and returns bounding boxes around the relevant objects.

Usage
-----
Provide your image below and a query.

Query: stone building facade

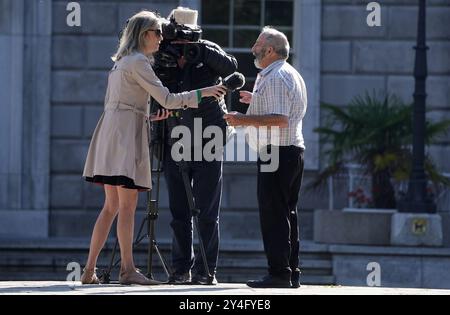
[1,0,449,239]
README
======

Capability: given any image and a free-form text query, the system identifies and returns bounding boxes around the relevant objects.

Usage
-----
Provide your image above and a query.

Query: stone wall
[47,0,326,239]
[1,0,448,238]
[49,0,179,236]
[320,0,450,173]
[0,0,52,238]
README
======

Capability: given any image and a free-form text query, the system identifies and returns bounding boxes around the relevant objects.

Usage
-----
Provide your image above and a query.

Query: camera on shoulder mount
[161,17,202,42]
[156,17,205,64]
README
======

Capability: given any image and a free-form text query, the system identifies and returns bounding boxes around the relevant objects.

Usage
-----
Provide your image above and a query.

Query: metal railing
[327,164,370,210]
[436,173,450,212]
[327,167,450,212]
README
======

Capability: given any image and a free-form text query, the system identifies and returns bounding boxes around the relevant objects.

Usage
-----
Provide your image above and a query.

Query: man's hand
[149,109,172,121]
[239,91,253,105]
[223,111,244,126]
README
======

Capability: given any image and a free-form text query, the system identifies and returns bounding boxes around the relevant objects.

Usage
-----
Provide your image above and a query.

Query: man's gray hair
[260,26,290,59]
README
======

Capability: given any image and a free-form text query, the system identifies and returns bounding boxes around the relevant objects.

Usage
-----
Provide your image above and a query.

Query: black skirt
[85,175,150,191]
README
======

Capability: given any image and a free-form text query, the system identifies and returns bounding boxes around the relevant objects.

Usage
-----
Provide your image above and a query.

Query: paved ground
[0,281,449,295]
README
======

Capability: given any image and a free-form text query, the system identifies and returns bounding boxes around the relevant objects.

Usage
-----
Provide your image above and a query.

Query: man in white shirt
[224,26,307,288]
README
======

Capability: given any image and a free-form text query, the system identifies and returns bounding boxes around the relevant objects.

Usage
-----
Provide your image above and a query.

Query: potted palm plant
[312,93,450,210]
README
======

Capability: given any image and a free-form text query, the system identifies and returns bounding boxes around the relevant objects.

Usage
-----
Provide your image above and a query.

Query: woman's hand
[149,109,172,121]
[199,84,227,100]
[239,91,253,105]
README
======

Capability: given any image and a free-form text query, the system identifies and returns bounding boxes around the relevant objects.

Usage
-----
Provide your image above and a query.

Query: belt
[104,102,148,118]
[265,144,305,153]
[105,102,151,145]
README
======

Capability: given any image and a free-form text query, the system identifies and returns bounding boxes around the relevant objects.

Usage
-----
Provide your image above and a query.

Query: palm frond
[315,92,449,204]
[425,159,450,187]
[426,120,450,144]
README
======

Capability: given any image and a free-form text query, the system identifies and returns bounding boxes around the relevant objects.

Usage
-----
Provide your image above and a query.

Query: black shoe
[192,274,218,285]
[168,271,191,285]
[246,275,292,288]
[291,269,301,288]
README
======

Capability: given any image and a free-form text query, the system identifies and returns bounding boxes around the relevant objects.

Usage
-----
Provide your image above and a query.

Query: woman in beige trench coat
[80,10,226,285]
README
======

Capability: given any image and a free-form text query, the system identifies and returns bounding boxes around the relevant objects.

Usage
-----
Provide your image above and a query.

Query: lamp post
[398,0,436,213]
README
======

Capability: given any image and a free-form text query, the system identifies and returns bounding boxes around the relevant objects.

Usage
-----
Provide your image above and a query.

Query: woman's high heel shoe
[81,268,100,285]
[119,269,162,285]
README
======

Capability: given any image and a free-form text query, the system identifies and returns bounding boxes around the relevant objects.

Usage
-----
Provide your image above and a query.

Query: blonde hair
[112,10,160,62]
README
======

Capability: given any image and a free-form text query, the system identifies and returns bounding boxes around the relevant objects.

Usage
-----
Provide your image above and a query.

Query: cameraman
[153,7,237,285]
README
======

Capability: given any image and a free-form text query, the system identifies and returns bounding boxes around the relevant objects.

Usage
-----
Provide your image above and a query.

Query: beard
[253,47,267,69]
[254,59,262,69]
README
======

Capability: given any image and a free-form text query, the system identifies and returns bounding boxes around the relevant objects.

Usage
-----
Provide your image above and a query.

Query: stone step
[0,252,331,270]
[0,252,332,273]
[49,209,315,240]
[216,257,331,269]
[0,239,335,285]
[0,239,332,258]
[0,270,336,286]
[218,273,336,286]
[0,266,336,285]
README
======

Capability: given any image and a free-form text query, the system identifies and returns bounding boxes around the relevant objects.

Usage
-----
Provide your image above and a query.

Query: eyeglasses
[149,29,162,37]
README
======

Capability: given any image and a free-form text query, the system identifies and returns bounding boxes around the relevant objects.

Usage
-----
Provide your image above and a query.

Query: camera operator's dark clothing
[154,39,237,277]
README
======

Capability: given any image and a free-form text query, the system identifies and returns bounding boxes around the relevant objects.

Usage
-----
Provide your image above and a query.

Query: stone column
[294,0,321,170]
[0,0,52,238]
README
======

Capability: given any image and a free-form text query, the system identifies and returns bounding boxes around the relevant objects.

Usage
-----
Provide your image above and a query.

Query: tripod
[100,121,171,284]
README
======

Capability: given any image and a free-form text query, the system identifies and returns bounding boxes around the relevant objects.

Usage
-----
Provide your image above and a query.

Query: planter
[313,209,394,246]
[343,208,397,214]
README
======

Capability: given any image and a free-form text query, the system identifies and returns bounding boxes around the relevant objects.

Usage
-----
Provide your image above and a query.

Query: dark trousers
[257,145,304,278]
[164,149,223,276]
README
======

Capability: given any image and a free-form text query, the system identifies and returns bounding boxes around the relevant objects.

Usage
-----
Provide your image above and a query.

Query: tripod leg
[153,243,172,277]
[193,216,212,282]
[101,237,119,284]
[135,214,148,244]
[179,163,213,284]
[145,198,172,281]
[147,216,155,279]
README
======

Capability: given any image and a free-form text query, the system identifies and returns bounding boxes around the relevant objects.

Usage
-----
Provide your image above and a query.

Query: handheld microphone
[223,72,245,91]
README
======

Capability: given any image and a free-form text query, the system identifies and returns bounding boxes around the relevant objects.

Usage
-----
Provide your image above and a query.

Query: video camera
[161,17,202,42]
[155,17,205,66]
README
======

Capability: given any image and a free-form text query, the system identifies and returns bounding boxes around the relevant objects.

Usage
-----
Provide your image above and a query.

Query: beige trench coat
[83,52,199,189]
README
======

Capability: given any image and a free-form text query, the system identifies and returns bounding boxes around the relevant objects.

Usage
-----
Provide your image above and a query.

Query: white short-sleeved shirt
[246,60,307,151]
